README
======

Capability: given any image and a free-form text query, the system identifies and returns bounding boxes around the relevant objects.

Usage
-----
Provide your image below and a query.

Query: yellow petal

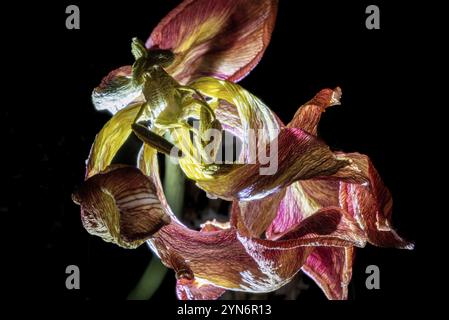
[86,103,142,178]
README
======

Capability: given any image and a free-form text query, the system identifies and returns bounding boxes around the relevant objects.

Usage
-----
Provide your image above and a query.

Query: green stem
[127,257,167,300]
[163,153,185,216]
[127,136,185,300]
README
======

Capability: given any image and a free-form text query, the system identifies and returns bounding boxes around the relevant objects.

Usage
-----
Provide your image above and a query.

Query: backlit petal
[147,0,278,84]
[338,153,414,249]
[148,208,362,295]
[86,102,141,178]
[72,166,171,249]
[184,78,350,200]
[91,66,146,115]
[302,247,354,300]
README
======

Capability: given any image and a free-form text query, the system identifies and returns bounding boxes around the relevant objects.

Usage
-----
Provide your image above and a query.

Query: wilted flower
[72,0,412,300]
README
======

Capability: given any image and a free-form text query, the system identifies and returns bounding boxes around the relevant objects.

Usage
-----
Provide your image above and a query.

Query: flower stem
[127,136,185,300]
[127,257,167,300]
[162,153,185,217]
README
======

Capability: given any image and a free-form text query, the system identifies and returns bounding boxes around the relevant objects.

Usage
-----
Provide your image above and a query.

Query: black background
[8,0,432,304]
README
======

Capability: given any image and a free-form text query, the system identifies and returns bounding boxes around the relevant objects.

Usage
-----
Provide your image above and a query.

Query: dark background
[9,0,430,302]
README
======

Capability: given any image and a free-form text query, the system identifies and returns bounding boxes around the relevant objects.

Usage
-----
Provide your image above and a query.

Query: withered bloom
[73,0,413,300]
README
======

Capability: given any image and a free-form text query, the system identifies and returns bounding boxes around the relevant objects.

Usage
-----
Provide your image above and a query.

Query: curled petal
[233,179,362,299]
[147,0,278,84]
[196,127,349,201]
[149,216,362,294]
[302,247,354,300]
[257,183,359,299]
[266,181,337,239]
[151,223,301,292]
[72,166,171,249]
[86,103,141,178]
[172,76,283,182]
[176,278,226,300]
[182,78,350,200]
[91,66,145,115]
[235,192,285,237]
[288,87,342,134]
[214,99,244,138]
[138,144,175,217]
[263,88,412,247]
[191,77,282,152]
[175,220,229,300]
[257,207,366,248]
[339,153,414,249]
[236,180,339,238]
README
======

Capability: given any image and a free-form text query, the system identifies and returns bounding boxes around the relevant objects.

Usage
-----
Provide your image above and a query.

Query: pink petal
[339,153,414,249]
[288,87,342,134]
[196,127,350,201]
[147,205,364,296]
[147,0,278,84]
[266,181,339,239]
[176,278,226,300]
[302,247,354,300]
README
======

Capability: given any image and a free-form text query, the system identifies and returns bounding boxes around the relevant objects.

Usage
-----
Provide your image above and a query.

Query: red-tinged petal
[150,222,310,292]
[236,180,330,238]
[184,79,359,201]
[148,204,365,296]
[265,181,339,239]
[234,192,285,237]
[302,247,354,300]
[72,165,171,249]
[205,85,353,235]
[273,207,366,248]
[233,179,362,299]
[339,153,414,249]
[147,0,278,84]
[262,153,412,299]
[76,146,368,295]
[287,87,342,134]
[196,127,349,201]
[175,220,229,300]
[176,278,226,300]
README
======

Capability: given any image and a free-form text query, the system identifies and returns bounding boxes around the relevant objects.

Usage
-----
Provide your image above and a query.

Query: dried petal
[147,0,278,84]
[266,181,337,239]
[86,102,141,178]
[338,153,414,249]
[176,278,226,300]
[175,220,228,300]
[288,87,342,134]
[91,66,146,114]
[226,87,412,299]
[149,211,361,294]
[184,78,350,200]
[72,166,171,249]
[302,247,354,300]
